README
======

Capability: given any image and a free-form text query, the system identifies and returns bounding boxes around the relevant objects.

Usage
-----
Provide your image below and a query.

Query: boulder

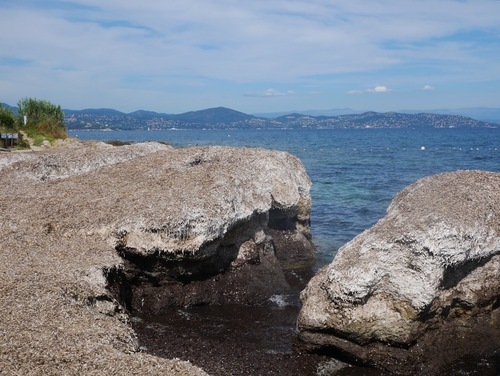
[297,170,500,375]
[0,141,314,374]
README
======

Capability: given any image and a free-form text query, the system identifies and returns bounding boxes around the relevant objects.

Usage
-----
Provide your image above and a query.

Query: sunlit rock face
[0,141,314,374]
[297,170,500,375]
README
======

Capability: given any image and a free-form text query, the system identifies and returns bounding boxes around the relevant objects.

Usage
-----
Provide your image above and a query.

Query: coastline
[0,140,315,375]
[2,135,498,375]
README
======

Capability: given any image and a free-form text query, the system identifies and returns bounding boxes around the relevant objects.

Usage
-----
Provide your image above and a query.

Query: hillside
[2,103,499,130]
[62,107,498,130]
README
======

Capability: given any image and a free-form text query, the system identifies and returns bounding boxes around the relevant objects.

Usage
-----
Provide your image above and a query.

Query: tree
[0,104,16,130]
[17,97,67,139]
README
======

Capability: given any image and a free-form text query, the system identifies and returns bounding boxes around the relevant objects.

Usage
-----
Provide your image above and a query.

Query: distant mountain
[174,107,253,123]
[64,108,144,130]
[261,107,500,124]
[0,103,19,115]
[62,107,498,130]
[401,107,500,124]
[254,108,363,118]
[64,108,125,116]
[268,111,498,129]
[128,109,173,118]
[2,103,498,130]
[63,106,257,130]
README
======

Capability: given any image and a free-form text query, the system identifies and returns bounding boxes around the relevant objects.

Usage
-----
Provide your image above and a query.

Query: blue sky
[1,0,499,114]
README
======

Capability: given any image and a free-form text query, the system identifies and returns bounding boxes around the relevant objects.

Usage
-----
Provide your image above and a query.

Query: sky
[1,0,500,114]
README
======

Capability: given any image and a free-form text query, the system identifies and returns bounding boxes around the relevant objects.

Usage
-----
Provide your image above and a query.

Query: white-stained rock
[0,141,314,374]
[297,170,500,375]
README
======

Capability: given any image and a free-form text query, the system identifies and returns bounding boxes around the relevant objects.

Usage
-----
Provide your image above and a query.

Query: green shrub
[17,98,67,140]
[32,134,47,146]
[0,105,16,131]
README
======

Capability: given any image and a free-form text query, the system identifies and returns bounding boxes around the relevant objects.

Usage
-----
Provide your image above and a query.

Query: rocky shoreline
[1,141,498,375]
[0,141,316,374]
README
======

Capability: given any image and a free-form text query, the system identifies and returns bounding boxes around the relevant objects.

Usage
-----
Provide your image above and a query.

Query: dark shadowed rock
[0,141,314,374]
[297,170,500,375]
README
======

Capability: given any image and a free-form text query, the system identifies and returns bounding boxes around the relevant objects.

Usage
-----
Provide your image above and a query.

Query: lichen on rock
[0,141,316,374]
[297,170,500,375]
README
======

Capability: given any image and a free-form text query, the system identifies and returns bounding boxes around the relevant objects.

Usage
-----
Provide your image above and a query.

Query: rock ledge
[0,142,315,374]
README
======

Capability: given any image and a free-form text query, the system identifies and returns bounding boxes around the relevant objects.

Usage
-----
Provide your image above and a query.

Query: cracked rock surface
[297,170,500,375]
[0,141,313,374]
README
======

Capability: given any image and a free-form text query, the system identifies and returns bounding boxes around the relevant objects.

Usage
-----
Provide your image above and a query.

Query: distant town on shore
[2,103,500,130]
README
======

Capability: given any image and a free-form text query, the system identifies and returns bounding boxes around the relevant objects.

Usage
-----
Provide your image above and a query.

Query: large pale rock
[0,141,313,374]
[297,170,500,375]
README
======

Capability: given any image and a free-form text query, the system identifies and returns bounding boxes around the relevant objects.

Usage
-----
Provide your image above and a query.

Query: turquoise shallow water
[72,127,500,266]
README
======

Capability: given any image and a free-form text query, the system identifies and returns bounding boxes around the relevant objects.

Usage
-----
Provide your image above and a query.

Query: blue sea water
[71,127,500,267]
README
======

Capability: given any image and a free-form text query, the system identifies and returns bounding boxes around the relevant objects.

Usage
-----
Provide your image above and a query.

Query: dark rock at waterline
[297,170,500,375]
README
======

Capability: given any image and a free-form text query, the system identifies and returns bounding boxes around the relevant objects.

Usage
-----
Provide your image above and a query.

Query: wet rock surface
[132,292,329,375]
[297,170,500,375]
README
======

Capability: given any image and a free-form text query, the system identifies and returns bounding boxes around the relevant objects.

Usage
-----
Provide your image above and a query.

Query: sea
[70,127,500,375]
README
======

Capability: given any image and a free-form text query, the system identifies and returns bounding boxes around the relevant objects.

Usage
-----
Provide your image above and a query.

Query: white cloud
[0,1,499,112]
[422,85,435,91]
[347,90,363,95]
[348,86,392,95]
[367,86,392,93]
[265,88,287,96]
[245,88,294,97]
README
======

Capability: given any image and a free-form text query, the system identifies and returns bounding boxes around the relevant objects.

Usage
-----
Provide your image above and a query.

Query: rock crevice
[110,198,315,313]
